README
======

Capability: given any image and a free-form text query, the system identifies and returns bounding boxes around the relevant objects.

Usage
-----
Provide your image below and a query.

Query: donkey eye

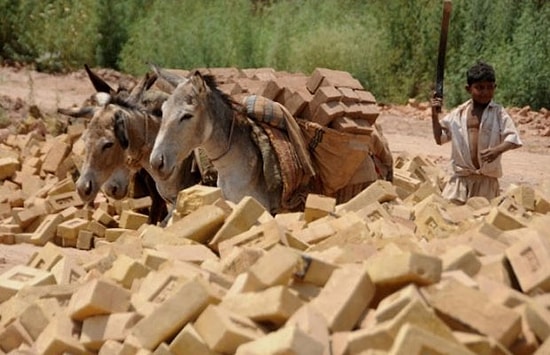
[179,113,193,122]
[102,142,114,151]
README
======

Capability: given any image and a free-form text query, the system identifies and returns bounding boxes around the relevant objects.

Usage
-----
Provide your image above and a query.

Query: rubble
[0,67,549,354]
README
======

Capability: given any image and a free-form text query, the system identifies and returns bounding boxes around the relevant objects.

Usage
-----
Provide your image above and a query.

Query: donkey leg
[139,169,168,225]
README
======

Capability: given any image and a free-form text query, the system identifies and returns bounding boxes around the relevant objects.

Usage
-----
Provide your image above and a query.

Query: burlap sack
[298,119,375,196]
[244,95,315,178]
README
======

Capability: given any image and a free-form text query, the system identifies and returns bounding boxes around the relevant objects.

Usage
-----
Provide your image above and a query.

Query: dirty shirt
[439,99,523,178]
[439,99,522,203]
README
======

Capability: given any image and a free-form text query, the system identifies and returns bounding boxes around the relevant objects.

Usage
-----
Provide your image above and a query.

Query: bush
[1,0,100,72]
[0,0,547,109]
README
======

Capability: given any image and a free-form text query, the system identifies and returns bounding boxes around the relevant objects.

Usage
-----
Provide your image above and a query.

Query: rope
[210,114,236,162]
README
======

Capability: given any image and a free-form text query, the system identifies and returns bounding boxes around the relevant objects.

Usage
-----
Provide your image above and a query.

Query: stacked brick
[1,158,550,352]
[1,68,550,353]
[207,66,381,135]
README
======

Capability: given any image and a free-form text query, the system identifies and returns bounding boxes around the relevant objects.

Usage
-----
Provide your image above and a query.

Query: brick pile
[1,68,550,354]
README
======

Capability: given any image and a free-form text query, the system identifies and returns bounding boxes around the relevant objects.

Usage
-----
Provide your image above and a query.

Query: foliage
[0,0,548,109]
[0,0,101,72]
[119,0,259,74]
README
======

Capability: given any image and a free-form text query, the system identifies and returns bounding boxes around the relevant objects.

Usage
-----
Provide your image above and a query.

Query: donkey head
[76,106,129,202]
[150,70,215,180]
[73,65,156,203]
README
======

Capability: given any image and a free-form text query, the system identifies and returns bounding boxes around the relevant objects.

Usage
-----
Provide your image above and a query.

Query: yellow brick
[486,199,529,231]
[19,303,51,340]
[155,244,219,264]
[310,264,375,332]
[336,180,398,213]
[423,279,521,348]
[169,323,217,355]
[248,245,301,289]
[374,284,428,323]
[56,217,89,239]
[0,320,33,353]
[67,278,131,321]
[0,157,20,180]
[365,251,441,301]
[220,285,303,326]
[105,228,133,242]
[105,254,151,289]
[286,304,331,355]
[0,265,56,302]
[236,325,324,355]
[129,278,220,350]
[506,233,550,294]
[194,304,265,354]
[294,253,338,287]
[293,221,336,245]
[50,256,87,285]
[388,323,474,355]
[303,194,336,223]
[164,205,227,244]
[175,184,223,216]
[92,208,117,227]
[47,176,76,197]
[27,241,63,271]
[509,185,536,211]
[208,196,269,251]
[77,230,94,250]
[130,273,187,317]
[218,220,282,258]
[80,312,140,351]
[11,204,45,231]
[34,313,90,355]
[86,220,106,238]
[441,245,482,276]
[41,140,70,175]
[355,201,392,223]
[139,225,194,248]
[141,249,171,271]
[119,210,149,230]
[46,191,83,213]
[30,213,64,246]
[534,192,550,214]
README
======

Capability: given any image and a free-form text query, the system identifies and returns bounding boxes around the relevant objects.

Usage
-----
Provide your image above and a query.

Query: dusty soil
[1,64,550,274]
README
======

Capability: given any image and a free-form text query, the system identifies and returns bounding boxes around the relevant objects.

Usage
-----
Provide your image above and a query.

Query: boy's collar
[465,99,497,108]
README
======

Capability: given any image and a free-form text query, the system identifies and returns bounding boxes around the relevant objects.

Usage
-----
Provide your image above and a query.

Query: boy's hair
[466,61,496,85]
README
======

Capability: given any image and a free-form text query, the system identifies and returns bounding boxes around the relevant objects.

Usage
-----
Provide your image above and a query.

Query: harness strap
[210,114,236,162]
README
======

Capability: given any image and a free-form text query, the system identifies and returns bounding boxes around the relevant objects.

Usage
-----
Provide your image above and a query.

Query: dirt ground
[1,65,550,274]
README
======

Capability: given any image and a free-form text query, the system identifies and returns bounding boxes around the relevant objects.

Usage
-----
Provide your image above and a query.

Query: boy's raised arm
[431,96,444,145]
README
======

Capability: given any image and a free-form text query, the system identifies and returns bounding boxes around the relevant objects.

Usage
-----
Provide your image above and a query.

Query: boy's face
[465,81,496,105]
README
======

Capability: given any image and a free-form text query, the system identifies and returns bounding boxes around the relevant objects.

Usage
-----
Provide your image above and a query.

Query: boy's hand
[480,147,500,163]
[430,91,443,109]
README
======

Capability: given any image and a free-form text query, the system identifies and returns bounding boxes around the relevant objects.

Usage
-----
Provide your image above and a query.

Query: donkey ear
[149,63,187,89]
[127,72,156,105]
[113,111,129,149]
[190,70,207,93]
[57,106,97,119]
[85,64,114,93]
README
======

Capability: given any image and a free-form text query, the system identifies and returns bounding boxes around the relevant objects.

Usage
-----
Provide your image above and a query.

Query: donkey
[150,69,292,213]
[73,65,202,224]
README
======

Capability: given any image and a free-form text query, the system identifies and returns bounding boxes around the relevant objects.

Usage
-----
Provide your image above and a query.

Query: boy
[431,61,522,204]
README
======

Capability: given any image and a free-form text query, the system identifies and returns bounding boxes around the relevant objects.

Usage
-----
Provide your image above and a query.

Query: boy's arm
[480,108,522,162]
[480,141,520,163]
[431,95,444,145]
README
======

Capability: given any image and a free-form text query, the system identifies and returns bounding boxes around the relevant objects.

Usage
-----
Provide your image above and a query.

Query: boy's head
[466,61,496,86]
[465,61,496,105]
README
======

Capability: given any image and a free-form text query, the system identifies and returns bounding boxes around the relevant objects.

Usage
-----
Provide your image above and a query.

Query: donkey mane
[109,95,143,112]
[201,74,247,121]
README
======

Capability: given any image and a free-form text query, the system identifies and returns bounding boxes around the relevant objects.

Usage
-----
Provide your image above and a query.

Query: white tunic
[439,99,523,179]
